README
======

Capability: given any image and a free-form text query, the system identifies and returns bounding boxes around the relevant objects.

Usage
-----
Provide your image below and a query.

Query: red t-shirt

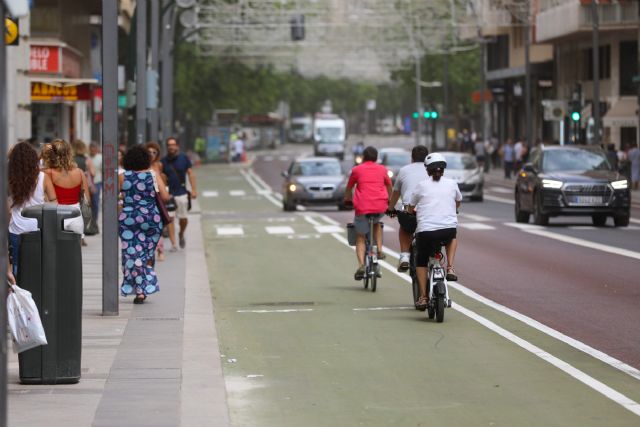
[347,161,391,215]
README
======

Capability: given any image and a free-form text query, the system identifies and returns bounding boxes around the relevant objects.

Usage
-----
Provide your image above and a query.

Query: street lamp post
[591,0,600,146]
[161,0,176,144]
[415,52,422,146]
[0,3,8,424]
[525,15,532,150]
[136,0,148,145]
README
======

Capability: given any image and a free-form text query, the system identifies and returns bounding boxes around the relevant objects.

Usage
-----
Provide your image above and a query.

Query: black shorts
[396,210,417,234]
[415,228,457,267]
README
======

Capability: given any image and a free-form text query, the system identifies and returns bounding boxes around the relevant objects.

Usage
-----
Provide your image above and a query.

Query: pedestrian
[146,141,167,262]
[514,137,525,171]
[343,146,392,280]
[161,137,198,251]
[233,133,245,162]
[42,139,91,243]
[8,141,57,276]
[500,139,515,179]
[119,145,171,304]
[628,143,640,190]
[606,143,618,171]
[474,138,486,169]
[72,139,96,182]
[89,142,103,228]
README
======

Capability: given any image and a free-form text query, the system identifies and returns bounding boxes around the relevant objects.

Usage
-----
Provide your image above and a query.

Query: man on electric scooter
[407,153,461,310]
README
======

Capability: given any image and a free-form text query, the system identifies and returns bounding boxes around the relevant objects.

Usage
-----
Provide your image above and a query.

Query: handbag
[80,178,93,233]
[7,284,48,353]
[151,171,173,226]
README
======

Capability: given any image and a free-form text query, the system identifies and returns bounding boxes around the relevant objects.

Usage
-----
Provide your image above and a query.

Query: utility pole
[149,0,160,143]
[525,14,533,150]
[480,40,487,145]
[591,0,600,146]
[0,3,8,424]
[161,0,176,145]
[415,52,422,146]
[102,0,119,316]
[135,0,147,145]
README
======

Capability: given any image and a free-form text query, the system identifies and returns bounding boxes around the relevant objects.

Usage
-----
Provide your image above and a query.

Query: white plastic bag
[7,284,48,353]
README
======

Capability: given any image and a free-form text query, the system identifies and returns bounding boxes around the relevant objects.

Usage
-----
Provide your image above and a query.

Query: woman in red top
[343,146,392,280]
[43,139,91,244]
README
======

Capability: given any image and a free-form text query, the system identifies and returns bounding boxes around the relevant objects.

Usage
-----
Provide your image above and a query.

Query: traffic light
[424,107,439,120]
[570,100,581,122]
[423,111,431,119]
[412,111,419,119]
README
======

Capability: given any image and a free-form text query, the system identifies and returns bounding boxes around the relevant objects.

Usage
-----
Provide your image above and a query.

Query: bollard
[17,203,83,384]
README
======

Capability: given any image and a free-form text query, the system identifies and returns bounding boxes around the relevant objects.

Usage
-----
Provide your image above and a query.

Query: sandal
[133,294,146,304]
[416,296,428,311]
[446,266,458,281]
[377,251,386,260]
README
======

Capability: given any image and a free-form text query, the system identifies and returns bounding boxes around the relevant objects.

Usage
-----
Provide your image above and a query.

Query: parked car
[514,145,630,226]
[281,157,350,211]
[378,148,410,182]
[441,152,484,201]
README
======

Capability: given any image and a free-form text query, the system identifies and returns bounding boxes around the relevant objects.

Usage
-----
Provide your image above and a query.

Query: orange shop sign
[30,45,61,73]
[31,82,91,101]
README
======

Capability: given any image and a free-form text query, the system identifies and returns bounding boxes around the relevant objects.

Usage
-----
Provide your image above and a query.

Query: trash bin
[17,203,83,385]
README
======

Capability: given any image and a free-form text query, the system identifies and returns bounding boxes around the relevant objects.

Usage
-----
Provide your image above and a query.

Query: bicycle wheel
[371,266,377,292]
[363,258,370,289]
[435,296,445,323]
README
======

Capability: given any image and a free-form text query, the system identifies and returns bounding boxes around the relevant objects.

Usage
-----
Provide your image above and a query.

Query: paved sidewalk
[8,208,229,426]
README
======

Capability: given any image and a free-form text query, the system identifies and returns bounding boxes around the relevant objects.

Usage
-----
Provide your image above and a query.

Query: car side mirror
[522,163,536,173]
[281,171,289,178]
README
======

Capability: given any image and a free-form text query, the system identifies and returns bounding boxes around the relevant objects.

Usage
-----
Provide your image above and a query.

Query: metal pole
[415,53,422,146]
[102,0,119,316]
[525,18,533,149]
[591,0,600,146]
[0,2,9,425]
[136,0,147,145]
[149,0,160,143]
[444,51,449,116]
[160,0,175,145]
[480,40,487,144]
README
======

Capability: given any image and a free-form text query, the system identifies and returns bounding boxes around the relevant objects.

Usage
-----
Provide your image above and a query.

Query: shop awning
[29,77,99,87]
[603,97,638,128]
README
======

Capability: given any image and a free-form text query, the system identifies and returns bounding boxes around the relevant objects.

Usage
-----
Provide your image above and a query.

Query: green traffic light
[413,112,419,119]
[432,111,439,119]
[423,111,431,119]
[571,112,581,122]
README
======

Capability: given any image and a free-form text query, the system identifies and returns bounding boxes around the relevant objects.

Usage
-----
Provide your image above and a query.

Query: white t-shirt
[234,139,244,155]
[394,162,428,205]
[409,177,462,233]
[9,171,45,235]
[91,153,103,184]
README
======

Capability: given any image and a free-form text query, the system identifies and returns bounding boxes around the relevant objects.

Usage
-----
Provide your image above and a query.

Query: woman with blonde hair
[42,139,91,243]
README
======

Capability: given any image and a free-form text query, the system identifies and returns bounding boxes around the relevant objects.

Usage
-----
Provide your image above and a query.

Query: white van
[289,116,313,143]
[313,114,346,160]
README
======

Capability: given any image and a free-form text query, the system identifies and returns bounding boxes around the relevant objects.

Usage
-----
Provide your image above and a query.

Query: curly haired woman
[42,139,91,243]
[8,141,57,276]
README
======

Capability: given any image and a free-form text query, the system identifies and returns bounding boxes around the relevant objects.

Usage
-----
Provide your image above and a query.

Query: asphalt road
[196,141,640,425]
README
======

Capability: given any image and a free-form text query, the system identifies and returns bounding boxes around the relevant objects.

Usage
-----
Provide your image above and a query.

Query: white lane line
[488,186,513,194]
[202,191,219,198]
[302,214,323,227]
[353,307,413,311]
[236,309,313,313]
[314,225,344,234]
[484,194,515,204]
[505,223,640,261]
[327,230,640,416]
[459,222,496,230]
[460,213,492,222]
[279,155,290,161]
[216,226,244,236]
[240,169,282,207]
[568,226,597,230]
[630,218,640,225]
[263,156,274,161]
[229,190,246,197]
[265,226,295,235]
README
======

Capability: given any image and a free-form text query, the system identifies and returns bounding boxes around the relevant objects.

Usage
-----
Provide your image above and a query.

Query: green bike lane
[196,164,640,426]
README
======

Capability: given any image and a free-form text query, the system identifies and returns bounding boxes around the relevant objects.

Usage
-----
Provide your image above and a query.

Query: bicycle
[410,239,451,322]
[362,214,382,292]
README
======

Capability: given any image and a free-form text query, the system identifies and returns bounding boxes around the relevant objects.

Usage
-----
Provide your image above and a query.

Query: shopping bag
[7,284,48,353]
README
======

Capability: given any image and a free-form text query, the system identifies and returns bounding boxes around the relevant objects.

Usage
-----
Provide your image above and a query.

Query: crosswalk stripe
[265,226,295,234]
[229,190,246,196]
[459,222,496,230]
[202,191,219,198]
[216,226,244,236]
[263,156,274,161]
[460,213,491,222]
[314,225,343,233]
[489,186,513,194]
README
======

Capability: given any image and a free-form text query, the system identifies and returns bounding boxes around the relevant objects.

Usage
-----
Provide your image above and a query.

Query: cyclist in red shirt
[344,146,393,280]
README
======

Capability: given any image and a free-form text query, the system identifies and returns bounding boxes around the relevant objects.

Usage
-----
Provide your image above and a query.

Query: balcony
[460,5,512,40]
[536,1,639,42]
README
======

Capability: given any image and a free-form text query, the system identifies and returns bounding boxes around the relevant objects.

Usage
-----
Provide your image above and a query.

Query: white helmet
[424,153,447,171]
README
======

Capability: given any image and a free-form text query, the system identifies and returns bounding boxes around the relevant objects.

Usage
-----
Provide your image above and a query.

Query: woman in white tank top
[7,142,57,277]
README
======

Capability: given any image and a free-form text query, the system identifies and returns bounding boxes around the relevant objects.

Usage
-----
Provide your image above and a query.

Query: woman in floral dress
[118,146,171,304]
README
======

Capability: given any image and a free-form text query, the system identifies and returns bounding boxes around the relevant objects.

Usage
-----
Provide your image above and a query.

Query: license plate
[571,196,603,204]
[311,191,333,199]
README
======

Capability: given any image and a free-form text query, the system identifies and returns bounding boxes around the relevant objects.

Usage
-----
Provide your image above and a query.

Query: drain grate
[251,301,315,307]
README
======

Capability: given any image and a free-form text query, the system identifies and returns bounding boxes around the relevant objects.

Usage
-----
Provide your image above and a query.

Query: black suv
[514,145,630,227]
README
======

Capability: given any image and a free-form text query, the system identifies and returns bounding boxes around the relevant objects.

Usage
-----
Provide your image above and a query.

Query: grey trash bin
[18,203,83,384]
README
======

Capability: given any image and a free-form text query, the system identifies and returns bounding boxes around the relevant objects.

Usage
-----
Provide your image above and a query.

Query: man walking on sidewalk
[162,137,198,250]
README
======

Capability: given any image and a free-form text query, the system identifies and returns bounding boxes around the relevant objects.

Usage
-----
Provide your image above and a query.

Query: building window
[619,41,638,96]
[582,45,611,80]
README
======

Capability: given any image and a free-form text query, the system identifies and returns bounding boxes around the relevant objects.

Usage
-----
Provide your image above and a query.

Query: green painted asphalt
[197,164,640,427]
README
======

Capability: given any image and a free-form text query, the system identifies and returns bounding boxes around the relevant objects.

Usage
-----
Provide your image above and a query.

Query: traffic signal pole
[0,2,8,424]
[591,0,600,146]
[415,53,422,146]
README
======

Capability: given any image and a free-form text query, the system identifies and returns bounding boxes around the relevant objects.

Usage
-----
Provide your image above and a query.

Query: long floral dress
[119,170,163,296]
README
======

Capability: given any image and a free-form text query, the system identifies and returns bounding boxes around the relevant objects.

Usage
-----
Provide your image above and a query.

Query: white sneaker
[397,253,410,272]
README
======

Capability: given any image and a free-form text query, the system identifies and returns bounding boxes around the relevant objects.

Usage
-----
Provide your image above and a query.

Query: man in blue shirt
[161,137,198,250]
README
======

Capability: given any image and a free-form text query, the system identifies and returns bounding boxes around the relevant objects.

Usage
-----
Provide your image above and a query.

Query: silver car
[378,148,411,183]
[281,157,349,211]
[441,152,484,201]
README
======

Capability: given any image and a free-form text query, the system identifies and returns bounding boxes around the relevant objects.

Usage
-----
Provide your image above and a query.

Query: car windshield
[382,152,410,166]
[316,127,342,143]
[542,149,611,172]
[291,161,341,176]
[442,154,477,170]
[291,123,309,131]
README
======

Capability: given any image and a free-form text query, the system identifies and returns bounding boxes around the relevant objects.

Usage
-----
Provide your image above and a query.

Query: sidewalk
[7,208,229,426]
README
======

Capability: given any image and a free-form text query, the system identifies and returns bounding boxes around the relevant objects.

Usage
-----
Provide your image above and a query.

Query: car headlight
[387,170,394,178]
[288,184,297,192]
[542,179,563,189]
[611,180,628,190]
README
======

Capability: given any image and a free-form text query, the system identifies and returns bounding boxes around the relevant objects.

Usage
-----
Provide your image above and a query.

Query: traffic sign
[5,17,19,46]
